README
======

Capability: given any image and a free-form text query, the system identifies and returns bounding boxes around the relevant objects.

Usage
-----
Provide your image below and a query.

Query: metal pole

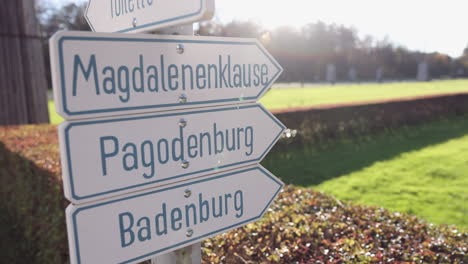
[157,24,195,36]
[150,23,201,264]
[152,242,202,264]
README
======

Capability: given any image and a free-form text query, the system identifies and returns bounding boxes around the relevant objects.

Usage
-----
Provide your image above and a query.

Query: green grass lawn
[262,79,468,110]
[48,100,62,125]
[48,79,468,124]
[47,79,468,227]
[263,114,468,228]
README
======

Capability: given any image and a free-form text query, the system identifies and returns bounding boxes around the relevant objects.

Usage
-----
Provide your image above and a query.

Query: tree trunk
[0,0,49,125]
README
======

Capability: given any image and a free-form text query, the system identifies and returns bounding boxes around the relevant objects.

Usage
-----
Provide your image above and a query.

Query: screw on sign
[179,94,188,104]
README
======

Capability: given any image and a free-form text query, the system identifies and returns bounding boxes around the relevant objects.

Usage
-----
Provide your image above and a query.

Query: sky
[46,0,468,57]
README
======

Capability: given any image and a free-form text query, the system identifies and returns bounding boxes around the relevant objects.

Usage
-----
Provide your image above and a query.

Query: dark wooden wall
[0,0,49,125]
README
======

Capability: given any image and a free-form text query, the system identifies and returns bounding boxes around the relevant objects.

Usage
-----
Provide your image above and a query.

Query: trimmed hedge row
[203,187,467,263]
[272,93,468,148]
[0,125,67,263]
[1,95,468,263]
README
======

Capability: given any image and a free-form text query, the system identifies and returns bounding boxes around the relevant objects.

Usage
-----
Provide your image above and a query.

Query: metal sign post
[151,243,201,264]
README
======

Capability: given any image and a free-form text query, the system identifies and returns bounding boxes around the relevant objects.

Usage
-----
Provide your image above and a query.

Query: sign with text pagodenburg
[59,104,285,204]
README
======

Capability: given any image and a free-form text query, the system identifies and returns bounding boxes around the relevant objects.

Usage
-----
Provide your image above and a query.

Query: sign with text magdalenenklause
[85,0,215,33]
[66,166,283,264]
[50,31,283,120]
[59,104,285,204]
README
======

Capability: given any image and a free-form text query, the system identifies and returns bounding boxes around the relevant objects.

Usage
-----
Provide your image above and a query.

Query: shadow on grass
[262,114,468,187]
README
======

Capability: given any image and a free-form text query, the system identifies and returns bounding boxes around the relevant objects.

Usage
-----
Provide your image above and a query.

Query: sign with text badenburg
[59,104,285,204]
[66,166,283,264]
[50,31,283,120]
[85,0,215,33]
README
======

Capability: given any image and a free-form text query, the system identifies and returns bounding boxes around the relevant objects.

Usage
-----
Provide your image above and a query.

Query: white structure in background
[417,61,430,81]
[348,67,357,82]
[326,64,336,84]
[376,66,384,83]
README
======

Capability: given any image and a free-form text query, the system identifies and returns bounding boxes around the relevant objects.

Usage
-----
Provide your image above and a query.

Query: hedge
[1,95,468,263]
[203,187,467,263]
[272,93,468,148]
[0,125,67,263]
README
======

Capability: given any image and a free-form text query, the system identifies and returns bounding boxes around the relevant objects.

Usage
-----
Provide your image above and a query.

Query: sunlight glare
[217,0,468,57]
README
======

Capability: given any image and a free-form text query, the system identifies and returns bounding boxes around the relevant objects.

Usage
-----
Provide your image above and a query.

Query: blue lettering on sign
[110,0,154,18]
[118,190,244,248]
[71,54,270,104]
[99,123,254,179]
[73,55,99,96]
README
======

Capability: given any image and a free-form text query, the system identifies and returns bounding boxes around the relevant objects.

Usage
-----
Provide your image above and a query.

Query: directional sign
[49,31,283,120]
[66,166,283,264]
[59,104,285,203]
[85,0,215,33]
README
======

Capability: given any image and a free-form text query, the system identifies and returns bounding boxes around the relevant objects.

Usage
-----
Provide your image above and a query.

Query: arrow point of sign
[256,104,286,162]
[84,0,97,32]
[253,40,284,100]
[254,166,284,218]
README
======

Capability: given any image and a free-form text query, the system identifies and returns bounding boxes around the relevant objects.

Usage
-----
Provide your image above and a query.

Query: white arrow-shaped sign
[66,166,283,264]
[85,0,215,33]
[59,104,285,203]
[50,31,283,120]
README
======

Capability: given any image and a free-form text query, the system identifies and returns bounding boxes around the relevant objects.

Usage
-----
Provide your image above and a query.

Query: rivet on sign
[132,18,137,28]
[176,44,185,54]
[184,189,192,198]
[179,118,187,128]
[182,160,190,169]
[186,229,194,237]
[179,94,188,103]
